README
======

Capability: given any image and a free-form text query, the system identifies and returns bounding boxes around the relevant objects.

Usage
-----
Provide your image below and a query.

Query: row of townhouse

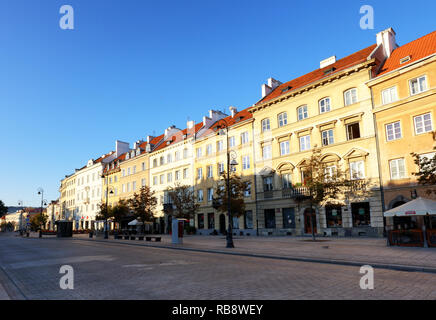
[58,27,436,237]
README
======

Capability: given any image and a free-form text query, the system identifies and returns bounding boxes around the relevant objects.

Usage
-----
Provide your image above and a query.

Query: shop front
[384,197,436,247]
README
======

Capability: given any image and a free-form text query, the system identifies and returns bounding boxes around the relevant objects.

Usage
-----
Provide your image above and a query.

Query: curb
[72,237,436,275]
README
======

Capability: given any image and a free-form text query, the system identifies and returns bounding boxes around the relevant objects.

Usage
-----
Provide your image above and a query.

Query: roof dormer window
[400,56,411,64]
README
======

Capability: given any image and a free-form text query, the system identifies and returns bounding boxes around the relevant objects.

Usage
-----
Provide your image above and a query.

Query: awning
[384,197,436,217]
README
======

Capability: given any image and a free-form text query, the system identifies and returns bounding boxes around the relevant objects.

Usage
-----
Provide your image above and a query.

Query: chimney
[229,106,237,117]
[320,56,336,69]
[376,27,397,58]
[187,120,195,129]
[133,140,143,149]
[261,84,272,98]
[261,78,282,98]
[146,136,154,143]
[115,140,130,157]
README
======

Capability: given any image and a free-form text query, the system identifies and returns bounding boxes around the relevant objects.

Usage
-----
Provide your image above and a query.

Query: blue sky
[1,0,435,207]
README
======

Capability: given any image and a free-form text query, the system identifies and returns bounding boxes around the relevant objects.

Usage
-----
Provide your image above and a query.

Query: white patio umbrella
[384,197,436,217]
[127,219,143,226]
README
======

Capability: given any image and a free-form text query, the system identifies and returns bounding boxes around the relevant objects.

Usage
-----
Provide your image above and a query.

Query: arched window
[261,118,271,132]
[277,112,288,127]
[319,97,331,114]
[297,105,308,121]
[344,88,358,106]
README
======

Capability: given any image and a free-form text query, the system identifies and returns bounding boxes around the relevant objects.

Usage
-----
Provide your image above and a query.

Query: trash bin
[56,221,73,238]
[89,231,93,238]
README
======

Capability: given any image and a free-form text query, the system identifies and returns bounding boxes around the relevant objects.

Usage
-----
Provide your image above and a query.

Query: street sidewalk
[69,233,436,273]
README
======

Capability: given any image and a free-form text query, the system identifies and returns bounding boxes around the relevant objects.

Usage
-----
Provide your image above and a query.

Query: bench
[145,236,161,242]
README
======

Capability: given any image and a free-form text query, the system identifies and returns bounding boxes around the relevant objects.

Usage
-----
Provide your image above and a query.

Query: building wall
[119,152,150,201]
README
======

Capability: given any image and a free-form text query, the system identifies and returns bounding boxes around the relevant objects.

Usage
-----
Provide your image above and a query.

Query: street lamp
[101,173,114,239]
[37,187,46,238]
[216,118,238,248]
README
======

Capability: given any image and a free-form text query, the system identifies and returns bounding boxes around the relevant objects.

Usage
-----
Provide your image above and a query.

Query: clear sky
[1,0,435,207]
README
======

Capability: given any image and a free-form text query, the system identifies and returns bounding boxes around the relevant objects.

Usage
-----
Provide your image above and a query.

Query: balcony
[282,187,311,200]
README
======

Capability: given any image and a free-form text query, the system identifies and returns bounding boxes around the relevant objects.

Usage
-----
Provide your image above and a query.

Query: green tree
[128,186,157,233]
[96,203,112,231]
[298,147,371,240]
[111,199,130,230]
[411,151,436,195]
[213,172,247,221]
[167,184,200,219]
[0,200,7,218]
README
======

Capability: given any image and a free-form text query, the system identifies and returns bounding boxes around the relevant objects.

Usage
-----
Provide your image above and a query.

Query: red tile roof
[152,123,204,152]
[208,108,253,132]
[378,30,436,76]
[257,44,377,105]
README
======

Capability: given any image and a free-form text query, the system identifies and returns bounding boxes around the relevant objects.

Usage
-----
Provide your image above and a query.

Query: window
[241,132,249,144]
[207,165,213,178]
[122,169,125,177]
[242,156,250,170]
[175,151,181,161]
[344,88,358,106]
[183,168,188,179]
[160,157,164,166]
[244,182,251,197]
[350,161,365,180]
[142,162,146,171]
[409,76,427,95]
[197,190,204,202]
[153,176,157,185]
[197,168,203,180]
[183,148,188,159]
[263,176,273,191]
[299,135,310,151]
[319,97,331,113]
[263,145,272,160]
[229,136,236,147]
[159,174,164,184]
[278,112,288,127]
[297,105,308,121]
[280,141,290,156]
[217,140,224,152]
[167,154,172,163]
[175,170,180,181]
[207,188,213,201]
[153,159,157,167]
[382,86,398,105]
[196,148,202,158]
[218,162,225,175]
[244,211,253,229]
[197,214,204,229]
[386,121,402,141]
[324,165,336,181]
[167,172,172,183]
[282,174,292,189]
[389,158,406,180]
[322,129,334,146]
[346,123,361,140]
[132,181,136,191]
[352,202,370,227]
[326,205,342,227]
[282,208,295,229]
[261,118,270,132]
[232,216,239,229]
[414,113,433,134]
[141,178,146,187]
[208,213,215,229]
[206,144,212,155]
[127,183,130,192]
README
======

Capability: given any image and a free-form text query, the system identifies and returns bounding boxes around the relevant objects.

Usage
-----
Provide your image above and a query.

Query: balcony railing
[282,187,310,200]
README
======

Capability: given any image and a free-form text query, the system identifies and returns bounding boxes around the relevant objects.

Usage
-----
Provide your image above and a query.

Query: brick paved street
[1,233,436,300]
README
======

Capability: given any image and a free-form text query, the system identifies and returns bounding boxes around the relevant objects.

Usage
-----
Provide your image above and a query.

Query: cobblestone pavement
[1,234,436,300]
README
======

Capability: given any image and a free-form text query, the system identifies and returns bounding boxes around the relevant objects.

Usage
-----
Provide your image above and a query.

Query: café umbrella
[384,197,436,217]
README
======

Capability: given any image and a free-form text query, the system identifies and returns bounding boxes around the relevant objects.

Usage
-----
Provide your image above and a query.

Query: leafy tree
[111,199,130,230]
[298,147,370,241]
[411,151,436,196]
[30,213,47,231]
[0,200,7,218]
[166,184,200,219]
[96,202,112,231]
[213,172,247,220]
[128,186,157,233]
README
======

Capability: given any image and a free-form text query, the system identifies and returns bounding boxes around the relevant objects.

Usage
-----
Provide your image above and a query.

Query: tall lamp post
[216,118,238,248]
[101,174,114,239]
[37,188,47,238]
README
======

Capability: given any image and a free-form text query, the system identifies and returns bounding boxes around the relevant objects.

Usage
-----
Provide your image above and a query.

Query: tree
[0,200,7,218]
[111,199,130,230]
[213,172,247,222]
[411,151,436,196]
[30,213,47,231]
[96,202,112,232]
[298,147,370,241]
[167,184,200,219]
[128,186,157,233]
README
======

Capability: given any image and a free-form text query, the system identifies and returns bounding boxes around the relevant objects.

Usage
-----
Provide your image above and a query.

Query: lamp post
[216,118,238,248]
[37,188,46,238]
[101,174,114,239]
